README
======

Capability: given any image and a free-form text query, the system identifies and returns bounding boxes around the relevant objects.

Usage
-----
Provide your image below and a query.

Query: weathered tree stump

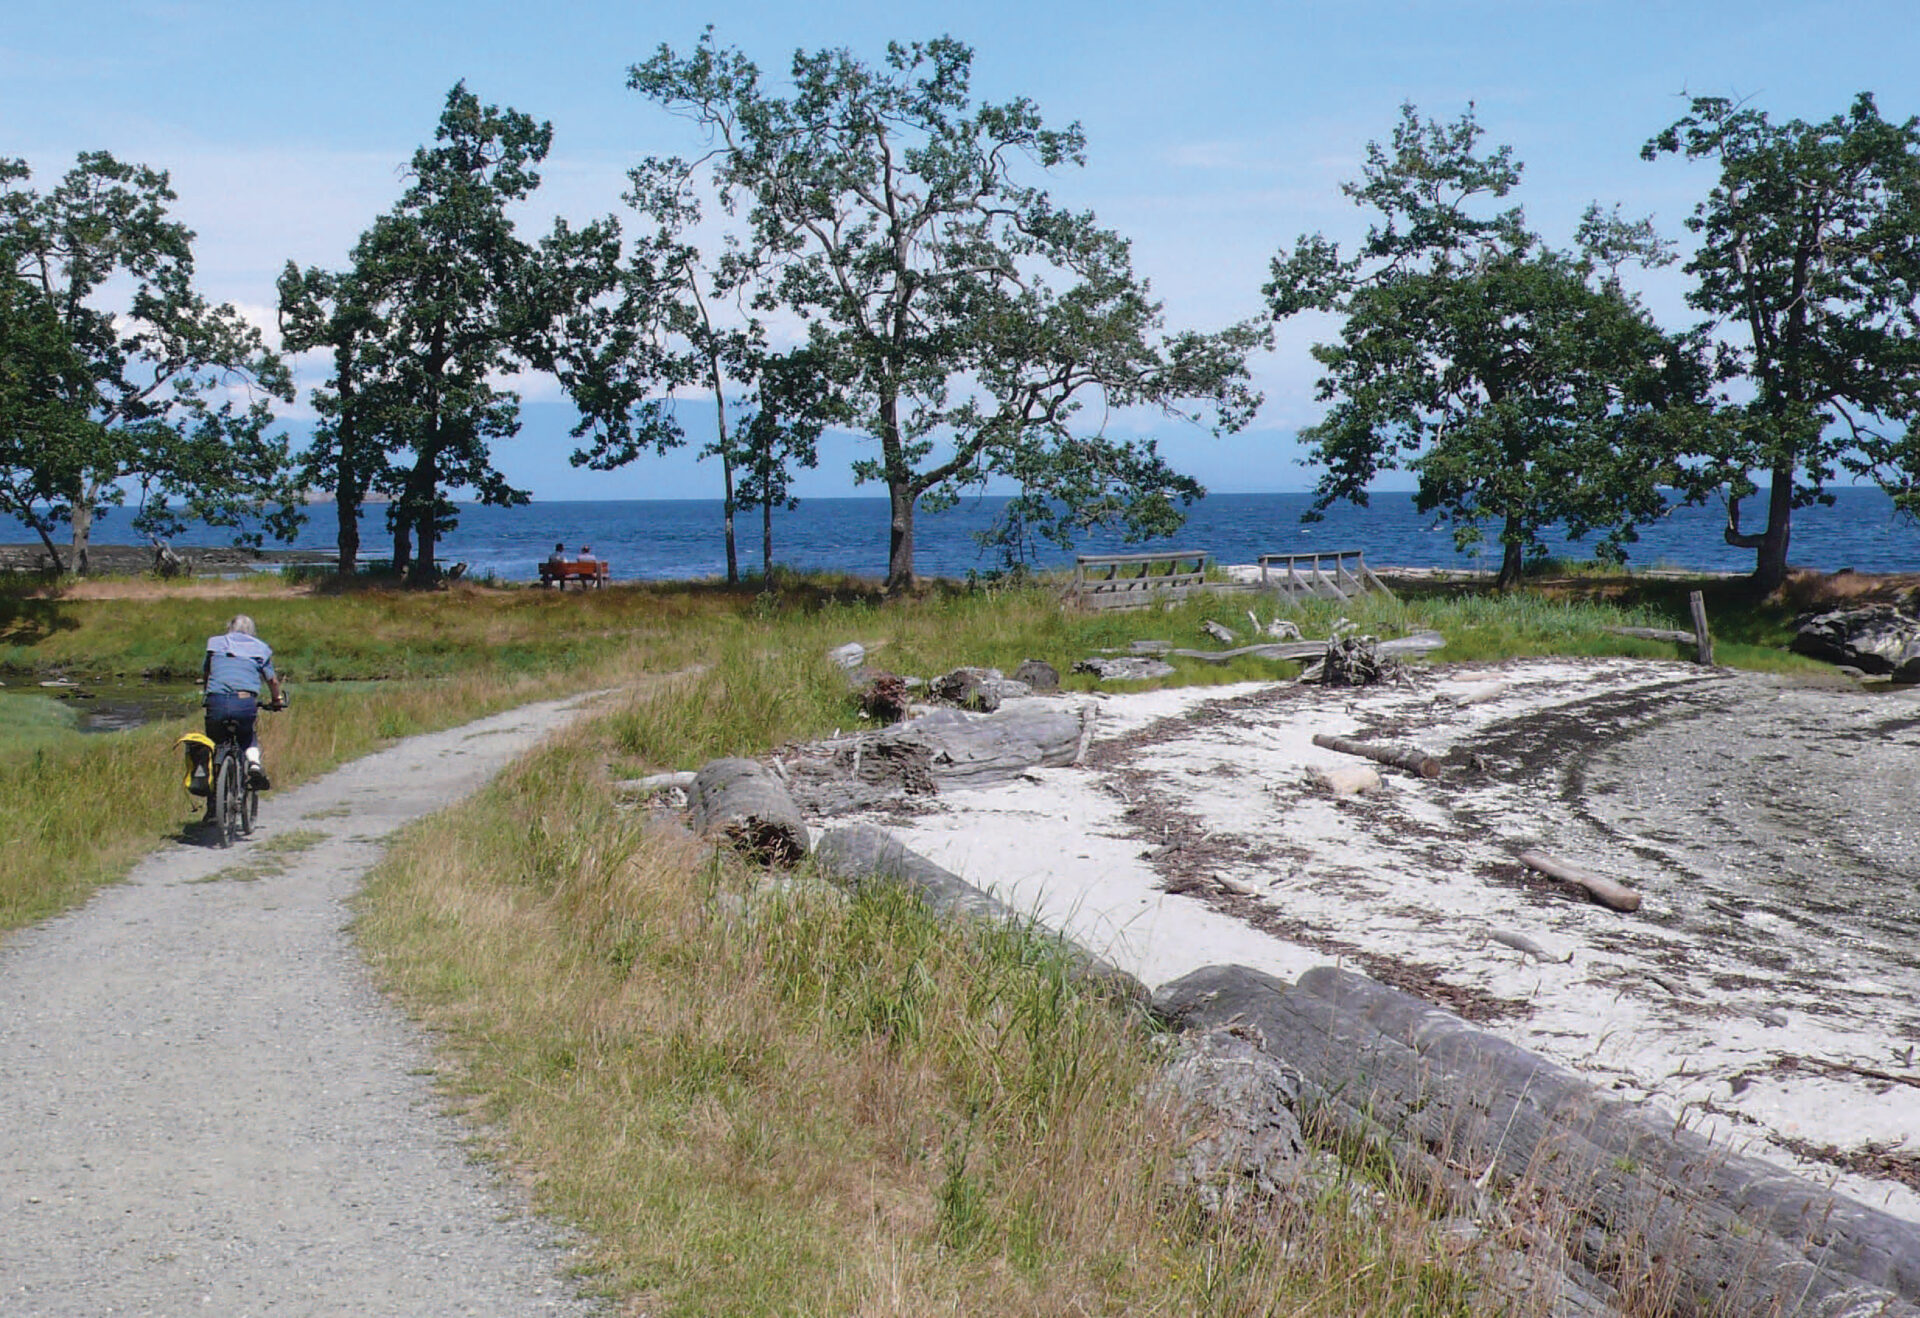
[689,758,810,865]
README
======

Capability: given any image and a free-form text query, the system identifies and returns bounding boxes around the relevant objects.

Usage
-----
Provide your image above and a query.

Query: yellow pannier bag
[176,732,215,797]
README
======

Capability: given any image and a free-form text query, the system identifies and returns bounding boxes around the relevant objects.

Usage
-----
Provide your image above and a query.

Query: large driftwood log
[1517,849,1644,913]
[1155,963,1920,1317]
[1604,626,1699,645]
[1311,732,1442,779]
[1167,630,1445,665]
[782,702,1092,815]
[813,824,1146,1003]
[690,758,810,864]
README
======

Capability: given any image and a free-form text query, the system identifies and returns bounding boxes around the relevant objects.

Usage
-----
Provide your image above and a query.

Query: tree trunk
[410,515,437,588]
[335,371,362,575]
[1494,512,1525,588]
[710,359,738,586]
[336,492,361,577]
[762,495,773,579]
[886,480,916,593]
[29,517,66,574]
[1726,462,1793,594]
[404,452,437,589]
[721,455,739,585]
[1752,464,1793,593]
[69,488,93,577]
[391,511,411,577]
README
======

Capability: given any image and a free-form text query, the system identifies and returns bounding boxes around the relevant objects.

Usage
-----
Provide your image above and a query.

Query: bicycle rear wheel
[215,753,242,848]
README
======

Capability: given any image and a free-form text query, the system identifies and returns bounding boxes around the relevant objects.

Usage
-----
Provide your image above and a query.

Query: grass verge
[358,710,1504,1315]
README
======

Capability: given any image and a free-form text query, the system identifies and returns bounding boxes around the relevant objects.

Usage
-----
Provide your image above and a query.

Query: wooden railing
[1072,550,1212,611]
[1256,549,1394,602]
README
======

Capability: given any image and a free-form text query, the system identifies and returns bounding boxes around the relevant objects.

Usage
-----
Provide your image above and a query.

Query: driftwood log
[1518,849,1644,913]
[1167,630,1445,666]
[1155,963,1920,1317]
[689,758,810,864]
[1604,597,1715,667]
[612,770,697,798]
[1605,626,1699,645]
[782,702,1092,816]
[812,824,1146,1003]
[1311,732,1442,779]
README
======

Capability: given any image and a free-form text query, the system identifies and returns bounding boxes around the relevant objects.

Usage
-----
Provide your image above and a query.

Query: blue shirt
[206,632,276,696]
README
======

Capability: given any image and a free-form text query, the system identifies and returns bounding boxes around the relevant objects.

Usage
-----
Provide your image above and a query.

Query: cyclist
[202,614,285,792]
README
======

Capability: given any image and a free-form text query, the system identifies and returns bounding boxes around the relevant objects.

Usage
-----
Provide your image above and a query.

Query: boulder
[1791,606,1920,681]
[1011,658,1060,693]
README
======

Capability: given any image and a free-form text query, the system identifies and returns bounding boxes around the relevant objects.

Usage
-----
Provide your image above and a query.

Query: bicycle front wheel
[241,778,258,836]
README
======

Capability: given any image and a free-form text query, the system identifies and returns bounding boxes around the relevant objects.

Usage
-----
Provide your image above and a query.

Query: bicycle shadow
[171,816,235,849]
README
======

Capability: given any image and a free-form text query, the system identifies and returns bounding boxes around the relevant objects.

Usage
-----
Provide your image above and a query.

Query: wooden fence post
[1688,590,1714,666]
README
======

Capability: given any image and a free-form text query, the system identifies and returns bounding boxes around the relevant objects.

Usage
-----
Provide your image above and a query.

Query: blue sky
[7,0,1916,500]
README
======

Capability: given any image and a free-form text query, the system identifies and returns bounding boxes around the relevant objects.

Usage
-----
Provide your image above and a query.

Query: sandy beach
[844,656,1920,1224]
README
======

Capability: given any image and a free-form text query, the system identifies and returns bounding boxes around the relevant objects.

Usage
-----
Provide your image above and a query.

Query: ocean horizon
[5,488,1917,582]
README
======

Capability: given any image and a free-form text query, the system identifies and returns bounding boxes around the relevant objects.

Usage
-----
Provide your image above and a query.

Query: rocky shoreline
[0,542,334,575]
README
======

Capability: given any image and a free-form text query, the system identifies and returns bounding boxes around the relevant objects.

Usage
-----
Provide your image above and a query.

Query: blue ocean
[7,488,1917,582]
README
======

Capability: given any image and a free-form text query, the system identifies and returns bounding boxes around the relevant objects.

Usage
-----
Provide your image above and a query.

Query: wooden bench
[539,558,610,589]
[1256,549,1393,603]
[1071,550,1212,611]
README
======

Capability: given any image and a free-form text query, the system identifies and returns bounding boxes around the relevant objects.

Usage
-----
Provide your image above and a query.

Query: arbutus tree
[631,32,1265,592]
[300,83,622,587]
[1,153,298,575]
[1267,106,1713,586]
[1644,93,1920,592]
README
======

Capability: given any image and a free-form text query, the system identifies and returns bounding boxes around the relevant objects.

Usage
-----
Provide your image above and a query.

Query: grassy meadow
[0,565,1838,1314]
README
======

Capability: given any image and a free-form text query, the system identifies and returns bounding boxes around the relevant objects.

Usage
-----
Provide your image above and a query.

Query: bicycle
[184,699,284,848]
[206,716,257,847]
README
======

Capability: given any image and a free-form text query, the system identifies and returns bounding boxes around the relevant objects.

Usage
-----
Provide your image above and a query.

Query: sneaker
[248,765,272,791]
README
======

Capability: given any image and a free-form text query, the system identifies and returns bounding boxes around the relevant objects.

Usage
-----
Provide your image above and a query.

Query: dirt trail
[0,695,608,1316]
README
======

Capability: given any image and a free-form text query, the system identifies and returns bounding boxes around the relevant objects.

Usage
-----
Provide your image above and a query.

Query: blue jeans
[205,692,259,753]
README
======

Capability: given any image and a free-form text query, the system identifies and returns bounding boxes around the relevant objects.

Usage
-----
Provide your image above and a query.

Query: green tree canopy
[282,84,623,585]
[631,32,1265,591]
[1,153,296,574]
[1644,92,1920,590]
[562,151,838,584]
[1267,106,1712,585]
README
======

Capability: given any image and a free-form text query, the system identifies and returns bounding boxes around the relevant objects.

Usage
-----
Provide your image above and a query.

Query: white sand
[848,659,1920,1223]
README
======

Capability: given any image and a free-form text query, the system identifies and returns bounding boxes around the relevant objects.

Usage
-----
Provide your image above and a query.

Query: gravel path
[0,696,610,1316]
